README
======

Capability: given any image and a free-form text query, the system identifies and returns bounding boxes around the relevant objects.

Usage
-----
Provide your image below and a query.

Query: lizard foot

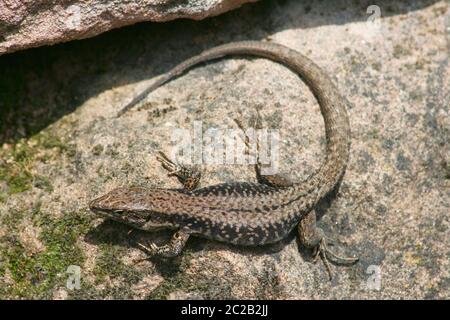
[132,241,158,264]
[136,241,158,254]
[133,241,178,263]
[156,151,201,191]
[134,229,191,261]
[312,236,359,280]
[298,211,358,280]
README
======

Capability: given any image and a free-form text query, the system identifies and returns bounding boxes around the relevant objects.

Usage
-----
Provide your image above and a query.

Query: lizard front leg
[156,151,201,191]
[136,229,191,258]
[133,152,198,260]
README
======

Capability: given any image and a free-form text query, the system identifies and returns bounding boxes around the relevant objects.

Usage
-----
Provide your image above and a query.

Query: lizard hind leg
[136,229,191,258]
[298,210,359,280]
[234,115,292,188]
[156,151,201,191]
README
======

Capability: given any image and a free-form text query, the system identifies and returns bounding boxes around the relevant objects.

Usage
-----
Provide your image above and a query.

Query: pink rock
[0,0,258,55]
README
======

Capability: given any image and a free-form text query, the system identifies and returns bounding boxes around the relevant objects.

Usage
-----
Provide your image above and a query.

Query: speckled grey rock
[0,0,448,299]
[0,0,258,55]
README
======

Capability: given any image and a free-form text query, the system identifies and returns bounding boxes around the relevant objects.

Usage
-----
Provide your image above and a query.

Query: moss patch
[0,210,91,299]
[146,250,213,299]
[93,244,141,286]
[0,128,74,196]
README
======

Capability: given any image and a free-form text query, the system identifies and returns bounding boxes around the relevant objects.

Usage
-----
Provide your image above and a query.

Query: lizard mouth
[89,205,148,227]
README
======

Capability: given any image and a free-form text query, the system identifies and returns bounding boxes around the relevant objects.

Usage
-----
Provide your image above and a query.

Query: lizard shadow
[85,219,192,275]
[84,217,289,269]
[85,219,174,251]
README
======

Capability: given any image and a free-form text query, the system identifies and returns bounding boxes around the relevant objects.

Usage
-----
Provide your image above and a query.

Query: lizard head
[89,187,178,231]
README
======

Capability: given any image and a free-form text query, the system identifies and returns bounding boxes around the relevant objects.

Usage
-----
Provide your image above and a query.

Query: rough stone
[0,0,258,55]
[0,0,448,299]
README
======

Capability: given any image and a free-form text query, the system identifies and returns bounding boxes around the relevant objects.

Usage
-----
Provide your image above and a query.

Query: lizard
[89,41,359,279]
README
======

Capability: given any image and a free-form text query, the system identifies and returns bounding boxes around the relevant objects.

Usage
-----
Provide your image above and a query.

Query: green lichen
[0,129,73,196]
[93,244,138,283]
[0,210,91,299]
[148,268,196,300]
[0,142,34,194]
[393,44,412,59]
[366,128,380,140]
[1,208,26,232]
[146,250,211,300]
[91,144,104,156]
[0,191,6,203]
[33,175,54,193]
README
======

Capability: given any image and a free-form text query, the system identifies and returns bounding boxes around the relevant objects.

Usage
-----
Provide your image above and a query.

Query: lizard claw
[149,243,158,252]
[313,238,359,280]
[156,151,179,175]
[156,151,201,191]
[136,241,158,254]
[132,241,154,265]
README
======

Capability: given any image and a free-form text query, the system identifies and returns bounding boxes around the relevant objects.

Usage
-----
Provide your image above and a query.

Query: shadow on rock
[0,0,440,144]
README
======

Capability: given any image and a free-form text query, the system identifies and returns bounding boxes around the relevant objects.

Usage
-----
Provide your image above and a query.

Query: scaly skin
[90,41,357,278]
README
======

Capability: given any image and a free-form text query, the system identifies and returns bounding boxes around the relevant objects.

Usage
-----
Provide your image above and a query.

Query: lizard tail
[117,41,350,202]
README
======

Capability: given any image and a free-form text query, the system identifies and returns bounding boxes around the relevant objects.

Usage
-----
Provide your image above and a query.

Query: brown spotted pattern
[91,41,350,246]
